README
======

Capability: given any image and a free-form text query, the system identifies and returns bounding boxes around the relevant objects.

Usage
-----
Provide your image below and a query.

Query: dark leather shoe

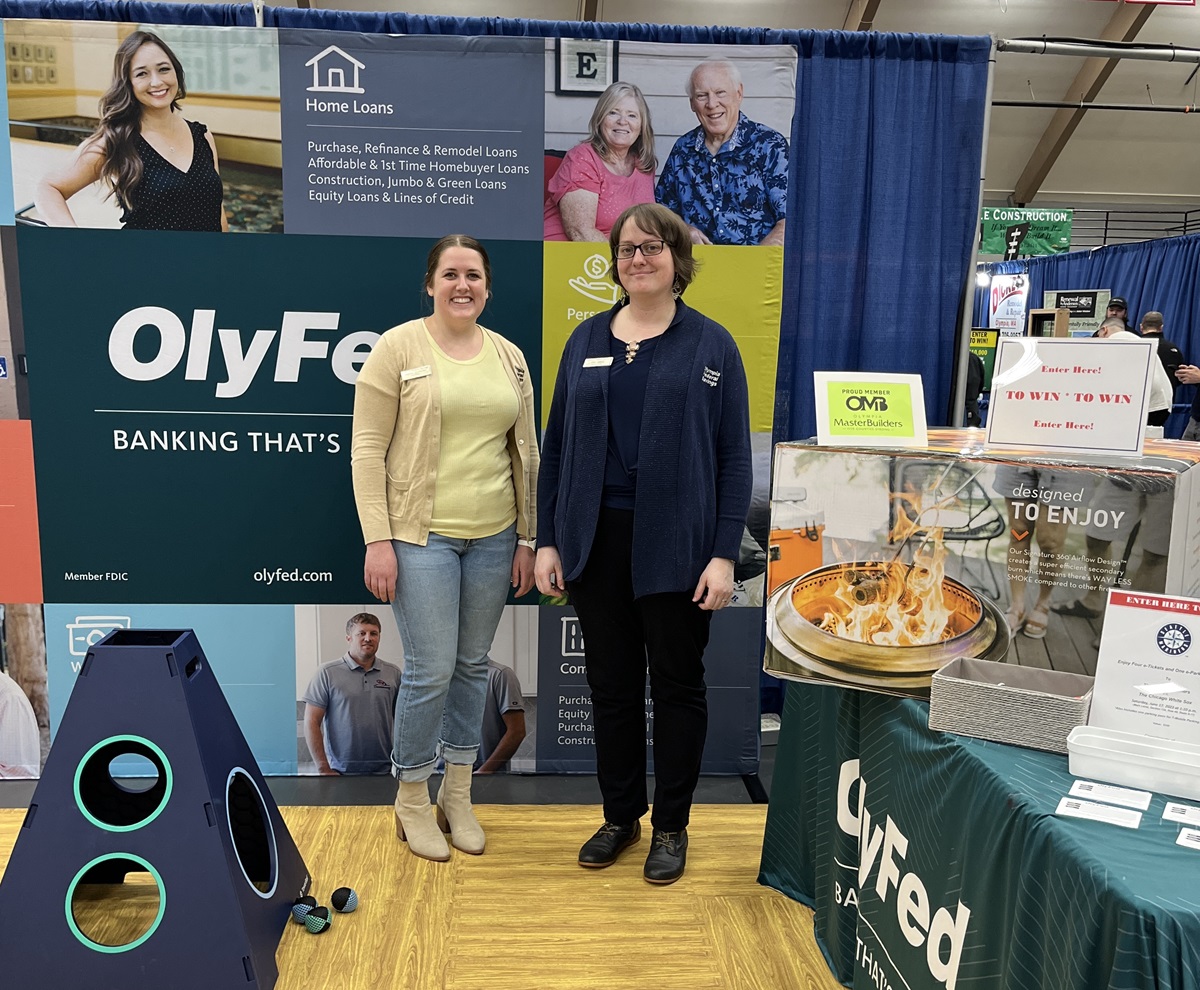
[578,820,641,868]
[643,828,688,884]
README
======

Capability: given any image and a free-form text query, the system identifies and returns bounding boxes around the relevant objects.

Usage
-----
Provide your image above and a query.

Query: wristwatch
[517,538,536,550]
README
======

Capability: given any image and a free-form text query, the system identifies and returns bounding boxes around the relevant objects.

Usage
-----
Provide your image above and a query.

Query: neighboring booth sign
[813,372,927,449]
[969,328,998,390]
[1092,591,1200,747]
[980,206,1072,258]
[986,337,1154,456]
[1025,307,1070,338]
[1044,289,1112,338]
[987,273,1029,336]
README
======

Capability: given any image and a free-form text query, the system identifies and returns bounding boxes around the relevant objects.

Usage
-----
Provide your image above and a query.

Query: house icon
[305,45,365,94]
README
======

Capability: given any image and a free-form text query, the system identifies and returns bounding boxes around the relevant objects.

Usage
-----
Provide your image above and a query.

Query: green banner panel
[20,226,542,603]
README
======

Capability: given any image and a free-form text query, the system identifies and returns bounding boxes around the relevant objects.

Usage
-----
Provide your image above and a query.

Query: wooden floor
[952,554,1107,676]
[0,805,843,990]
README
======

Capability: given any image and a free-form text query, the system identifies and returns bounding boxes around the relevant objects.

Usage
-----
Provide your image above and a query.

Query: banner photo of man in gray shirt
[303,612,401,774]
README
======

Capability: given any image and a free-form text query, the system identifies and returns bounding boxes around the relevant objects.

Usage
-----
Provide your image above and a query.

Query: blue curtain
[778,33,991,440]
[0,1,256,25]
[2,3,992,445]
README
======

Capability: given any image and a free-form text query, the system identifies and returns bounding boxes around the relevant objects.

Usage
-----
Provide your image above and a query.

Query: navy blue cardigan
[537,300,753,599]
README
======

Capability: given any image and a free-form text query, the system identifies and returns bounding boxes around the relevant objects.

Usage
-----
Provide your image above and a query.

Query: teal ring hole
[65,853,166,953]
[74,735,173,832]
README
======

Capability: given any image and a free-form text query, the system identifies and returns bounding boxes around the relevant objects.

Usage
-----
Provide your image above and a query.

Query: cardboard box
[765,429,1200,698]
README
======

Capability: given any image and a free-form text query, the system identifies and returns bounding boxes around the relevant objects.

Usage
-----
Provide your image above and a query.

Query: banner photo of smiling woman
[34,30,228,232]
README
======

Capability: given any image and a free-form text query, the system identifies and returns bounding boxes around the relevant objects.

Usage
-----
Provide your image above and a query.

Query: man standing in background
[1106,296,1134,334]
[1138,311,1182,428]
[1176,361,1200,441]
[1096,317,1172,424]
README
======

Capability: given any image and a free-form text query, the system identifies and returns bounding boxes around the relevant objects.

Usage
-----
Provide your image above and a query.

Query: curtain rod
[993,99,1199,113]
[997,37,1200,63]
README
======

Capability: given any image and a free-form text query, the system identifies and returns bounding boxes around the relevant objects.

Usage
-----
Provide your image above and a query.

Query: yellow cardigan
[351,319,539,546]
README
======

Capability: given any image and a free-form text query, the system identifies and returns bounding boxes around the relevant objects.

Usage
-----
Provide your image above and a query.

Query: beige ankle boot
[436,762,485,854]
[394,780,450,861]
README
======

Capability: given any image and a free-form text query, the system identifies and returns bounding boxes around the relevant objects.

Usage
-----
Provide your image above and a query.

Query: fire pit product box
[929,657,1093,753]
[765,430,1200,699]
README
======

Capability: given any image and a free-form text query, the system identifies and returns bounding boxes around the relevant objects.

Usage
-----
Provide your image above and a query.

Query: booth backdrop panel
[0,28,12,225]
[0,4,992,779]
[43,603,299,773]
[19,227,542,604]
[535,605,761,774]
[0,420,40,600]
[760,684,1200,990]
[278,31,545,240]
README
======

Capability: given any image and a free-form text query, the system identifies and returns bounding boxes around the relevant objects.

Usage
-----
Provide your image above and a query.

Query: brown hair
[345,613,381,634]
[608,203,699,295]
[586,81,656,174]
[423,234,492,295]
[86,31,187,210]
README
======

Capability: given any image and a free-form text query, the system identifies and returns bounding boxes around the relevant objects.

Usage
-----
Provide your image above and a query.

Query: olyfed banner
[18,226,542,604]
[3,19,795,775]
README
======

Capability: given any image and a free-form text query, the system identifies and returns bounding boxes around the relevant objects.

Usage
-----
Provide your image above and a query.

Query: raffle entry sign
[986,337,1153,455]
[1092,591,1200,746]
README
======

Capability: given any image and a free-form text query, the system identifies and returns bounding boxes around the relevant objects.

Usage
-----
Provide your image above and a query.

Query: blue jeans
[389,524,515,781]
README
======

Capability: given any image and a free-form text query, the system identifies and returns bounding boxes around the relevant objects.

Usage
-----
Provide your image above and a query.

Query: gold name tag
[583,356,614,368]
[401,365,432,381]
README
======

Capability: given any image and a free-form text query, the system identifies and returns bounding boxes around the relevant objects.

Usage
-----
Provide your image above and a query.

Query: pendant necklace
[625,339,640,364]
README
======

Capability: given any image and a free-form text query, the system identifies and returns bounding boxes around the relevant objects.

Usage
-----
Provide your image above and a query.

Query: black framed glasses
[615,239,666,260]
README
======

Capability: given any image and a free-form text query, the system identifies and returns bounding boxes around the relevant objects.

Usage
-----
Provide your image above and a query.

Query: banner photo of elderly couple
[1,20,796,776]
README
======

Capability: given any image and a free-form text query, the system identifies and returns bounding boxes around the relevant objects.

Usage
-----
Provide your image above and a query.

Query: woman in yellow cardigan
[352,234,538,861]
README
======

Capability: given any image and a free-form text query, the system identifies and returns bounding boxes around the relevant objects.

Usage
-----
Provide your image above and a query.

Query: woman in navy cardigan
[535,203,752,885]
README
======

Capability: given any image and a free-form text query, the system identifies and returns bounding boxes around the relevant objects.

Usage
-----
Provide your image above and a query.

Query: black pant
[566,507,712,831]
[1148,408,1170,427]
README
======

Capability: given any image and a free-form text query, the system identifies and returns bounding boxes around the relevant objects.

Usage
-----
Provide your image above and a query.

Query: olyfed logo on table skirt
[835,759,972,990]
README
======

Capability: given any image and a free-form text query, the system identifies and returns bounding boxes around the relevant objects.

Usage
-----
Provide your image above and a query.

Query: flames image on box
[767,492,1009,696]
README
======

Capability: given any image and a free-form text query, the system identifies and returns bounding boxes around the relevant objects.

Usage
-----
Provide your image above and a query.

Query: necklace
[625,339,640,364]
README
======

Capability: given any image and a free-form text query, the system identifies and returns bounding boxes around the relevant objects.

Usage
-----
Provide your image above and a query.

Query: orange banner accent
[0,420,43,602]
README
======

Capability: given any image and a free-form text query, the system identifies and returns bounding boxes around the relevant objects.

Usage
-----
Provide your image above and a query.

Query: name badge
[583,356,614,368]
[401,365,432,381]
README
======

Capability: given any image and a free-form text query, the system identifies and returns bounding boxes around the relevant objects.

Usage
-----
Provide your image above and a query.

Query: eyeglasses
[615,239,666,260]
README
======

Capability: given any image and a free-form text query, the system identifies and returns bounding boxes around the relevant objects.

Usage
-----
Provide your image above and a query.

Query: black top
[602,330,660,509]
[1144,332,1184,382]
[121,119,223,232]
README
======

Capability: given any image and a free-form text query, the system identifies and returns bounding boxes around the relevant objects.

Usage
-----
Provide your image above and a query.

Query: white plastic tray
[1067,725,1200,801]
